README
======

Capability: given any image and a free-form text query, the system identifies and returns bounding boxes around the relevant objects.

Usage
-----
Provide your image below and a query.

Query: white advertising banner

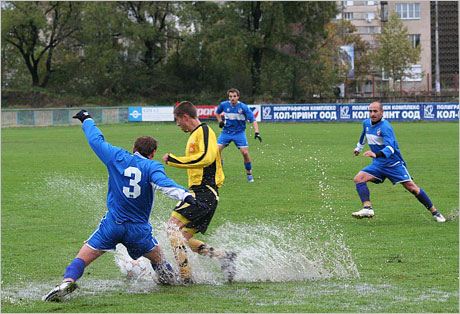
[129,106,174,122]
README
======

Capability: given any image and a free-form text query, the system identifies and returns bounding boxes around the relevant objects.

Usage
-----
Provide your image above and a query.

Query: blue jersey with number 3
[82,119,190,223]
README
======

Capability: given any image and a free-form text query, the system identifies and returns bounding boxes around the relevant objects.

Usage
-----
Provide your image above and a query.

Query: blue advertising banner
[260,103,458,122]
[261,105,339,122]
[128,107,143,122]
[422,103,459,121]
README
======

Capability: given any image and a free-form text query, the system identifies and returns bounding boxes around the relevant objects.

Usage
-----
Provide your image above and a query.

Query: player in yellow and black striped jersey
[166,120,224,190]
[162,101,236,284]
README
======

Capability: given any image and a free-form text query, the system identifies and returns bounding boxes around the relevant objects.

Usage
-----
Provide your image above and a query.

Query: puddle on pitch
[5,158,361,302]
[113,217,360,285]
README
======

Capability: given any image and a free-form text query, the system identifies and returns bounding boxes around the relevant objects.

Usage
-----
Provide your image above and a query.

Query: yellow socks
[167,226,191,280]
[187,237,225,259]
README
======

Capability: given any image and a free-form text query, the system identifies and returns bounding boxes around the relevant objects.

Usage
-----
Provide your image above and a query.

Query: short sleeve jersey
[216,101,255,133]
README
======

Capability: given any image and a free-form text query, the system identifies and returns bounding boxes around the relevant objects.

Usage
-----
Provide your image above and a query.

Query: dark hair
[133,136,158,158]
[174,101,197,118]
[227,88,240,97]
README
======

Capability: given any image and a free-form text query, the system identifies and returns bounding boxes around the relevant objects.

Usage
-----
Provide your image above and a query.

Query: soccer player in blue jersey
[352,102,446,223]
[43,110,209,301]
[215,88,262,182]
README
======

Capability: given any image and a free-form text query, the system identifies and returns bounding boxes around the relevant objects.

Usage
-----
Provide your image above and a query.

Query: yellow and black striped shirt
[166,123,224,189]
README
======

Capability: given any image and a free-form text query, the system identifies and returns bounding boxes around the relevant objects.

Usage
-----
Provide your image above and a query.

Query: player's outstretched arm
[164,126,217,169]
[73,110,117,165]
[151,166,209,210]
[151,167,191,200]
[165,150,216,169]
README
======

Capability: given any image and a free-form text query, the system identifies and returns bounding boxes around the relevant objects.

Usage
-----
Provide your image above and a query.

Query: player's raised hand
[219,121,225,128]
[162,153,169,163]
[72,110,92,123]
[254,132,262,142]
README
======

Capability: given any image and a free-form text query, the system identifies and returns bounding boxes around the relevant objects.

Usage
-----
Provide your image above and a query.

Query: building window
[403,64,422,81]
[336,13,342,20]
[365,81,373,93]
[344,12,353,20]
[343,1,354,6]
[381,1,388,22]
[367,26,380,34]
[365,12,375,22]
[396,3,420,19]
[382,69,390,81]
[357,26,381,34]
[367,1,375,5]
[408,34,421,48]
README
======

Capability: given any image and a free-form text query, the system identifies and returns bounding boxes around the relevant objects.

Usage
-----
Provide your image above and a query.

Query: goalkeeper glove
[184,195,210,211]
[219,121,225,128]
[254,132,262,142]
[72,110,92,123]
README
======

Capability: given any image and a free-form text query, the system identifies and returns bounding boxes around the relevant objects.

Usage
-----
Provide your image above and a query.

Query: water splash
[113,218,359,284]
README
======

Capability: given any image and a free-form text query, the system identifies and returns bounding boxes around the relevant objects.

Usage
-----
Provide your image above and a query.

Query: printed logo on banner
[196,106,217,119]
[129,107,143,121]
[262,106,272,120]
[424,105,435,119]
[340,106,350,119]
[249,105,260,120]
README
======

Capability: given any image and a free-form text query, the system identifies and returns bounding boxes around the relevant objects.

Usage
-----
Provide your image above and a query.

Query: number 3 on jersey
[123,167,142,198]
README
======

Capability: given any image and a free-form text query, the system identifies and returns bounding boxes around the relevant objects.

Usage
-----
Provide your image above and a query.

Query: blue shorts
[361,161,412,185]
[217,130,248,148]
[87,212,158,260]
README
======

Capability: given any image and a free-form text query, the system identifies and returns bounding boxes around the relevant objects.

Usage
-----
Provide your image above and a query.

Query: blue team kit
[356,118,411,184]
[216,101,255,148]
[82,119,190,259]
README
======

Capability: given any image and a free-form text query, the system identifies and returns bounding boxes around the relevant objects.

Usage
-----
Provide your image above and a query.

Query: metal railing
[1,107,129,128]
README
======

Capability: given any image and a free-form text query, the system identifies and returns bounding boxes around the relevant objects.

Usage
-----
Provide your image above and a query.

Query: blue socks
[64,258,86,281]
[356,182,370,204]
[244,162,252,172]
[416,188,433,210]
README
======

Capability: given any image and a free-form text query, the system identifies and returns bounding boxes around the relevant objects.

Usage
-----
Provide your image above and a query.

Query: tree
[1,2,82,87]
[374,13,421,91]
[318,20,374,97]
[280,1,338,100]
[117,1,180,74]
[212,1,337,98]
[220,1,281,96]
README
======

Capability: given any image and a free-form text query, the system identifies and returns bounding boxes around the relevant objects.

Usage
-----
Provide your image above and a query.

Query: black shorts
[173,185,219,234]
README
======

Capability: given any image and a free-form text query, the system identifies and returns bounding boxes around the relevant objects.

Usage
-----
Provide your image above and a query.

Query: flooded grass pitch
[2,122,458,312]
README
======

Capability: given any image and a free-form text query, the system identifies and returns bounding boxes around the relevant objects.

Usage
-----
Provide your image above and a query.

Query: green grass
[2,121,458,313]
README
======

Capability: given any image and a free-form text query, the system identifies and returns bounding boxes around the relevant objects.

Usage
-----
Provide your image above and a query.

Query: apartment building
[335,1,435,95]
[338,0,381,48]
[386,1,431,92]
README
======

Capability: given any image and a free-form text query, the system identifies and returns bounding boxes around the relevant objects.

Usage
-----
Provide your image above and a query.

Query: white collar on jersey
[134,151,147,159]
